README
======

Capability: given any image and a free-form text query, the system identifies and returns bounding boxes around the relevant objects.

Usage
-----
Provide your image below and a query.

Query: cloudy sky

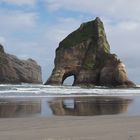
[0,0,140,84]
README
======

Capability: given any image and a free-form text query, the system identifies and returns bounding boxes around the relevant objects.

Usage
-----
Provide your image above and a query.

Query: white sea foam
[136,85,140,88]
[0,84,140,98]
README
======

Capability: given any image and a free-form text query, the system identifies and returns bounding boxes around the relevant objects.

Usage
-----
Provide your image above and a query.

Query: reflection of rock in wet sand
[0,100,41,118]
[49,97,132,116]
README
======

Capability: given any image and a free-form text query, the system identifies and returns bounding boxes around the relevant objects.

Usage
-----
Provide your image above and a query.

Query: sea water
[0,84,140,98]
[0,84,140,118]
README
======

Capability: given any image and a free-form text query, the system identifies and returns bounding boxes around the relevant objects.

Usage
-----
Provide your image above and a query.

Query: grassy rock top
[57,17,110,53]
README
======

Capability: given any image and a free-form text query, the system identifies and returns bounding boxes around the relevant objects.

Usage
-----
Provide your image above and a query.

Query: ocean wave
[0,84,140,98]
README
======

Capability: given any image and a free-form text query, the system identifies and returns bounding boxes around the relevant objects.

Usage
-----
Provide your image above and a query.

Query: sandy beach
[0,115,140,140]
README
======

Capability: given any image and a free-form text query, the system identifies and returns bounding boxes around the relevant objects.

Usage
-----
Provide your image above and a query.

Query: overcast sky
[0,0,140,84]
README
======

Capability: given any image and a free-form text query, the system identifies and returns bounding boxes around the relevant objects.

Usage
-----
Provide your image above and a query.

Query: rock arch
[45,17,135,87]
[62,72,77,85]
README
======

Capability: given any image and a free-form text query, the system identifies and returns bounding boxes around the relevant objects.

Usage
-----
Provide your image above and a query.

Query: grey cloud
[104,19,140,84]
[46,0,140,21]
[1,0,36,6]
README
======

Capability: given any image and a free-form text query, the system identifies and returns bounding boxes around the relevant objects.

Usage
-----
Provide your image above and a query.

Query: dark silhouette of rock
[49,97,132,116]
[46,17,135,87]
[0,100,41,118]
[0,44,42,84]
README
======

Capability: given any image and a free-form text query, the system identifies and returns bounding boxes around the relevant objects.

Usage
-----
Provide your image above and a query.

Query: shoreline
[0,115,140,140]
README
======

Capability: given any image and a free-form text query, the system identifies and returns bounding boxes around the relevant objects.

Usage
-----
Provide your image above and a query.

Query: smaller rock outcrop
[0,44,42,84]
[46,17,135,87]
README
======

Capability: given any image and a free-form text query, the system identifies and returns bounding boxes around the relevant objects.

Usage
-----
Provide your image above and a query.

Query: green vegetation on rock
[83,63,95,70]
[59,20,98,49]
[0,54,7,65]
[57,17,110,55]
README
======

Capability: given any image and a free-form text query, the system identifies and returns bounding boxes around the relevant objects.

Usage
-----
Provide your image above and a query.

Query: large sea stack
[0,44,42,84]
[46,17,135,87]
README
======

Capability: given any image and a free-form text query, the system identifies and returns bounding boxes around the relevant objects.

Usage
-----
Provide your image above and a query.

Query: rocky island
[0,44,42,84]
[46,17,135,87]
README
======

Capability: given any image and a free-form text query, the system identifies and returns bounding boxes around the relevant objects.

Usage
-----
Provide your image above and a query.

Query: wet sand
[0,96,139,140]
[0,115,140,140]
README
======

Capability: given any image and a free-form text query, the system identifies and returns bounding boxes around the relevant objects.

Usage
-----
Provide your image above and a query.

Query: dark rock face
[0,44,42,84]
[46,17,135,87]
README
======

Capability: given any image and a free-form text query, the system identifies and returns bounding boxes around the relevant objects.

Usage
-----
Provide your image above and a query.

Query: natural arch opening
[62,73,76,86]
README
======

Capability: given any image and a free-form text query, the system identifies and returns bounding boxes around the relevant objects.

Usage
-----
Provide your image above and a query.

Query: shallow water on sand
[0,96,139,118]
[0,84,140,118]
